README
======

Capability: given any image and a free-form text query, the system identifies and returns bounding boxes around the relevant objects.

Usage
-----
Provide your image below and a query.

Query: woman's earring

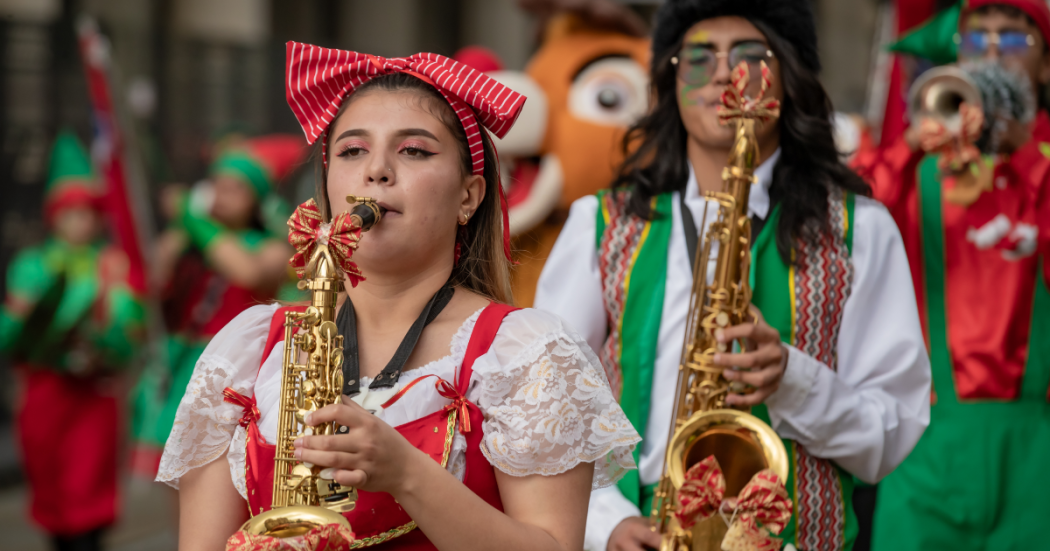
[459,212,471,226]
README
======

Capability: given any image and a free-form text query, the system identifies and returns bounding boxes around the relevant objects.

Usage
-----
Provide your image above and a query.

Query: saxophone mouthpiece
[345,195,386,232]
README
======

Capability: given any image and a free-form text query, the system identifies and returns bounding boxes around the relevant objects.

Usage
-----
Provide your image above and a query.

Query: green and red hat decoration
[209,134,307,199]
[44,130,101,222]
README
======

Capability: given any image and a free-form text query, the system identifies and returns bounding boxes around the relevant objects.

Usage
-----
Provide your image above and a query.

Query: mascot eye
[597,88,622,109]
[568,57,648,127]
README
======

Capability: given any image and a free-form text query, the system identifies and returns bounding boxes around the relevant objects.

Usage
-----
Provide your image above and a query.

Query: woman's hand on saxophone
[294,400,428,495]
[714,306,788,407]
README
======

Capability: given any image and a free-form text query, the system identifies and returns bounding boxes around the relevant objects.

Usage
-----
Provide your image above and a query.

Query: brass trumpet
[907,66,982,131]
[241,197,383,538]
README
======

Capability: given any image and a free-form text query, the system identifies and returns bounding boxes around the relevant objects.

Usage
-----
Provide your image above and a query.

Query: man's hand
[717,306,788,407]
[607,516,660,551]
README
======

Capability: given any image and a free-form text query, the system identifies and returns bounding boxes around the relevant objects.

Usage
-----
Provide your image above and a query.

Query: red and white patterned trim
[792,188,854,551]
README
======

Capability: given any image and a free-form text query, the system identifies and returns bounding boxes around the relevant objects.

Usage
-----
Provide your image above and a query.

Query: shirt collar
[685,147,781,220]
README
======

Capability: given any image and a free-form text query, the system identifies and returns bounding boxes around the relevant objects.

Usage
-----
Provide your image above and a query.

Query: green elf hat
[209,134,306,199]
[44,130,102,222]
[888,1,962,65]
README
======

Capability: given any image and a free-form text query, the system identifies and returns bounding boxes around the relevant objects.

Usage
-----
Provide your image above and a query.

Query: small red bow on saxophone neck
[718,61,781,126]
[918,101,984,173]
[287,199,365,286]
[675,456,792,550]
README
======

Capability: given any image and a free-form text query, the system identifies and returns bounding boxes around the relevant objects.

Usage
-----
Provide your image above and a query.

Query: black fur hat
[652,0,821,73]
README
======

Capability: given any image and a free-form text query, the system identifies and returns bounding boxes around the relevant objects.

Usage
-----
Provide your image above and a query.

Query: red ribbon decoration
[675,455,726,529]
[918,101,984,173]
[222,388,260,428]
[286,199,365,287]
[674,455,792,550]
[226,522,355,551]
[380,374,473,435]
[284,42,526,262]
[717,61,781,126]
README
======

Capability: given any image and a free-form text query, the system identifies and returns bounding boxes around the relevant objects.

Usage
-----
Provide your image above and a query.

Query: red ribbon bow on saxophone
[284,42,527,262]
[287,198,366,286]
[918,101,984,173]
[675,456,792,551]
[717,61,781,126]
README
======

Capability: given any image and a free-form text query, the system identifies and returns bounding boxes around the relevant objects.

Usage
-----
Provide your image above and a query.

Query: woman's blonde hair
[312,72,514,305]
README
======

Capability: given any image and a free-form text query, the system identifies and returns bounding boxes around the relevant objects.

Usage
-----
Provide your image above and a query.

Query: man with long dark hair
[861,1,1050,549]
[534,1,931,550]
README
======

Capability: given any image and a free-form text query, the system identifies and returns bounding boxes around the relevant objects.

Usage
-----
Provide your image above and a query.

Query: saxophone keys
[715,312,730,327]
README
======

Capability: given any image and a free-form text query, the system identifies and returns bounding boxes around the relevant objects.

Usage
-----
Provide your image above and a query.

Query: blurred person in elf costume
[858,1,1050,549]
[0,130,145,551]
[130,135,300,474]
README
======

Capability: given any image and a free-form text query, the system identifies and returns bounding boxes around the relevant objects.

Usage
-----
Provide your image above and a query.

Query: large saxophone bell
[907,66,982,133]
[663,411,788,550]
[241,505,352,538]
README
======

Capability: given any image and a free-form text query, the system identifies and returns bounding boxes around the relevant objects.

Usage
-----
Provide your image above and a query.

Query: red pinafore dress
[226,302,517,549]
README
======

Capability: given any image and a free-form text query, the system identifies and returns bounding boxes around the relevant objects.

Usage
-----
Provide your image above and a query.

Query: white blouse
[534,152,932,551]
[157,305,641,499]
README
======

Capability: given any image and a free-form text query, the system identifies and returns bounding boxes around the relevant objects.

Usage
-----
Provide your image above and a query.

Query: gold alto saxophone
[651,65,789,551]
[241,196,384,538]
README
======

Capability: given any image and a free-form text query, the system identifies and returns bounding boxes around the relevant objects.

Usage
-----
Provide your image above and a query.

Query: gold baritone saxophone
[650,97,789,549]
[241,197,383,539]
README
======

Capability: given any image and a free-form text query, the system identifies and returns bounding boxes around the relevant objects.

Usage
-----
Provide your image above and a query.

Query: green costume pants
[873,404,1050,551]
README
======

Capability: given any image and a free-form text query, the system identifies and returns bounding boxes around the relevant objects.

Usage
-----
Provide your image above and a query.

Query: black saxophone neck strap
[337,282,456,395]
[679,189,767,273]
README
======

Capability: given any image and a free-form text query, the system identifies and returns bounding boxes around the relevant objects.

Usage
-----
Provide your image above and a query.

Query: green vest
[594,189,859,550]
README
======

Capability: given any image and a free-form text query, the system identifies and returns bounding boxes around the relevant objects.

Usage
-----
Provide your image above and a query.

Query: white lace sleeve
[156,303,278,489]
[470,309,640,489]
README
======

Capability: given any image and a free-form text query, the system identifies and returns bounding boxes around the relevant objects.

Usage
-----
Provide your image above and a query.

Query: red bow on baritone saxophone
[287,198,365,286]
[284,42,527,261]
[674,456,792,551]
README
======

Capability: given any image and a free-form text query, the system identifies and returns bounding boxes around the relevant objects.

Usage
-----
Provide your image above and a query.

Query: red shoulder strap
[457,302,520,395]
[259,305,307,373]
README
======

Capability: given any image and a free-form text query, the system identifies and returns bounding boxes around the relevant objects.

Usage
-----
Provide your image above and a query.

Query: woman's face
[325,89,484,277]
[675,16,783,150]
[210,174,257,229]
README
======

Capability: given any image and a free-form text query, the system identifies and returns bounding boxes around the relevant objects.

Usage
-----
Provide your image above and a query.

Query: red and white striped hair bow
[285,42,527,261]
